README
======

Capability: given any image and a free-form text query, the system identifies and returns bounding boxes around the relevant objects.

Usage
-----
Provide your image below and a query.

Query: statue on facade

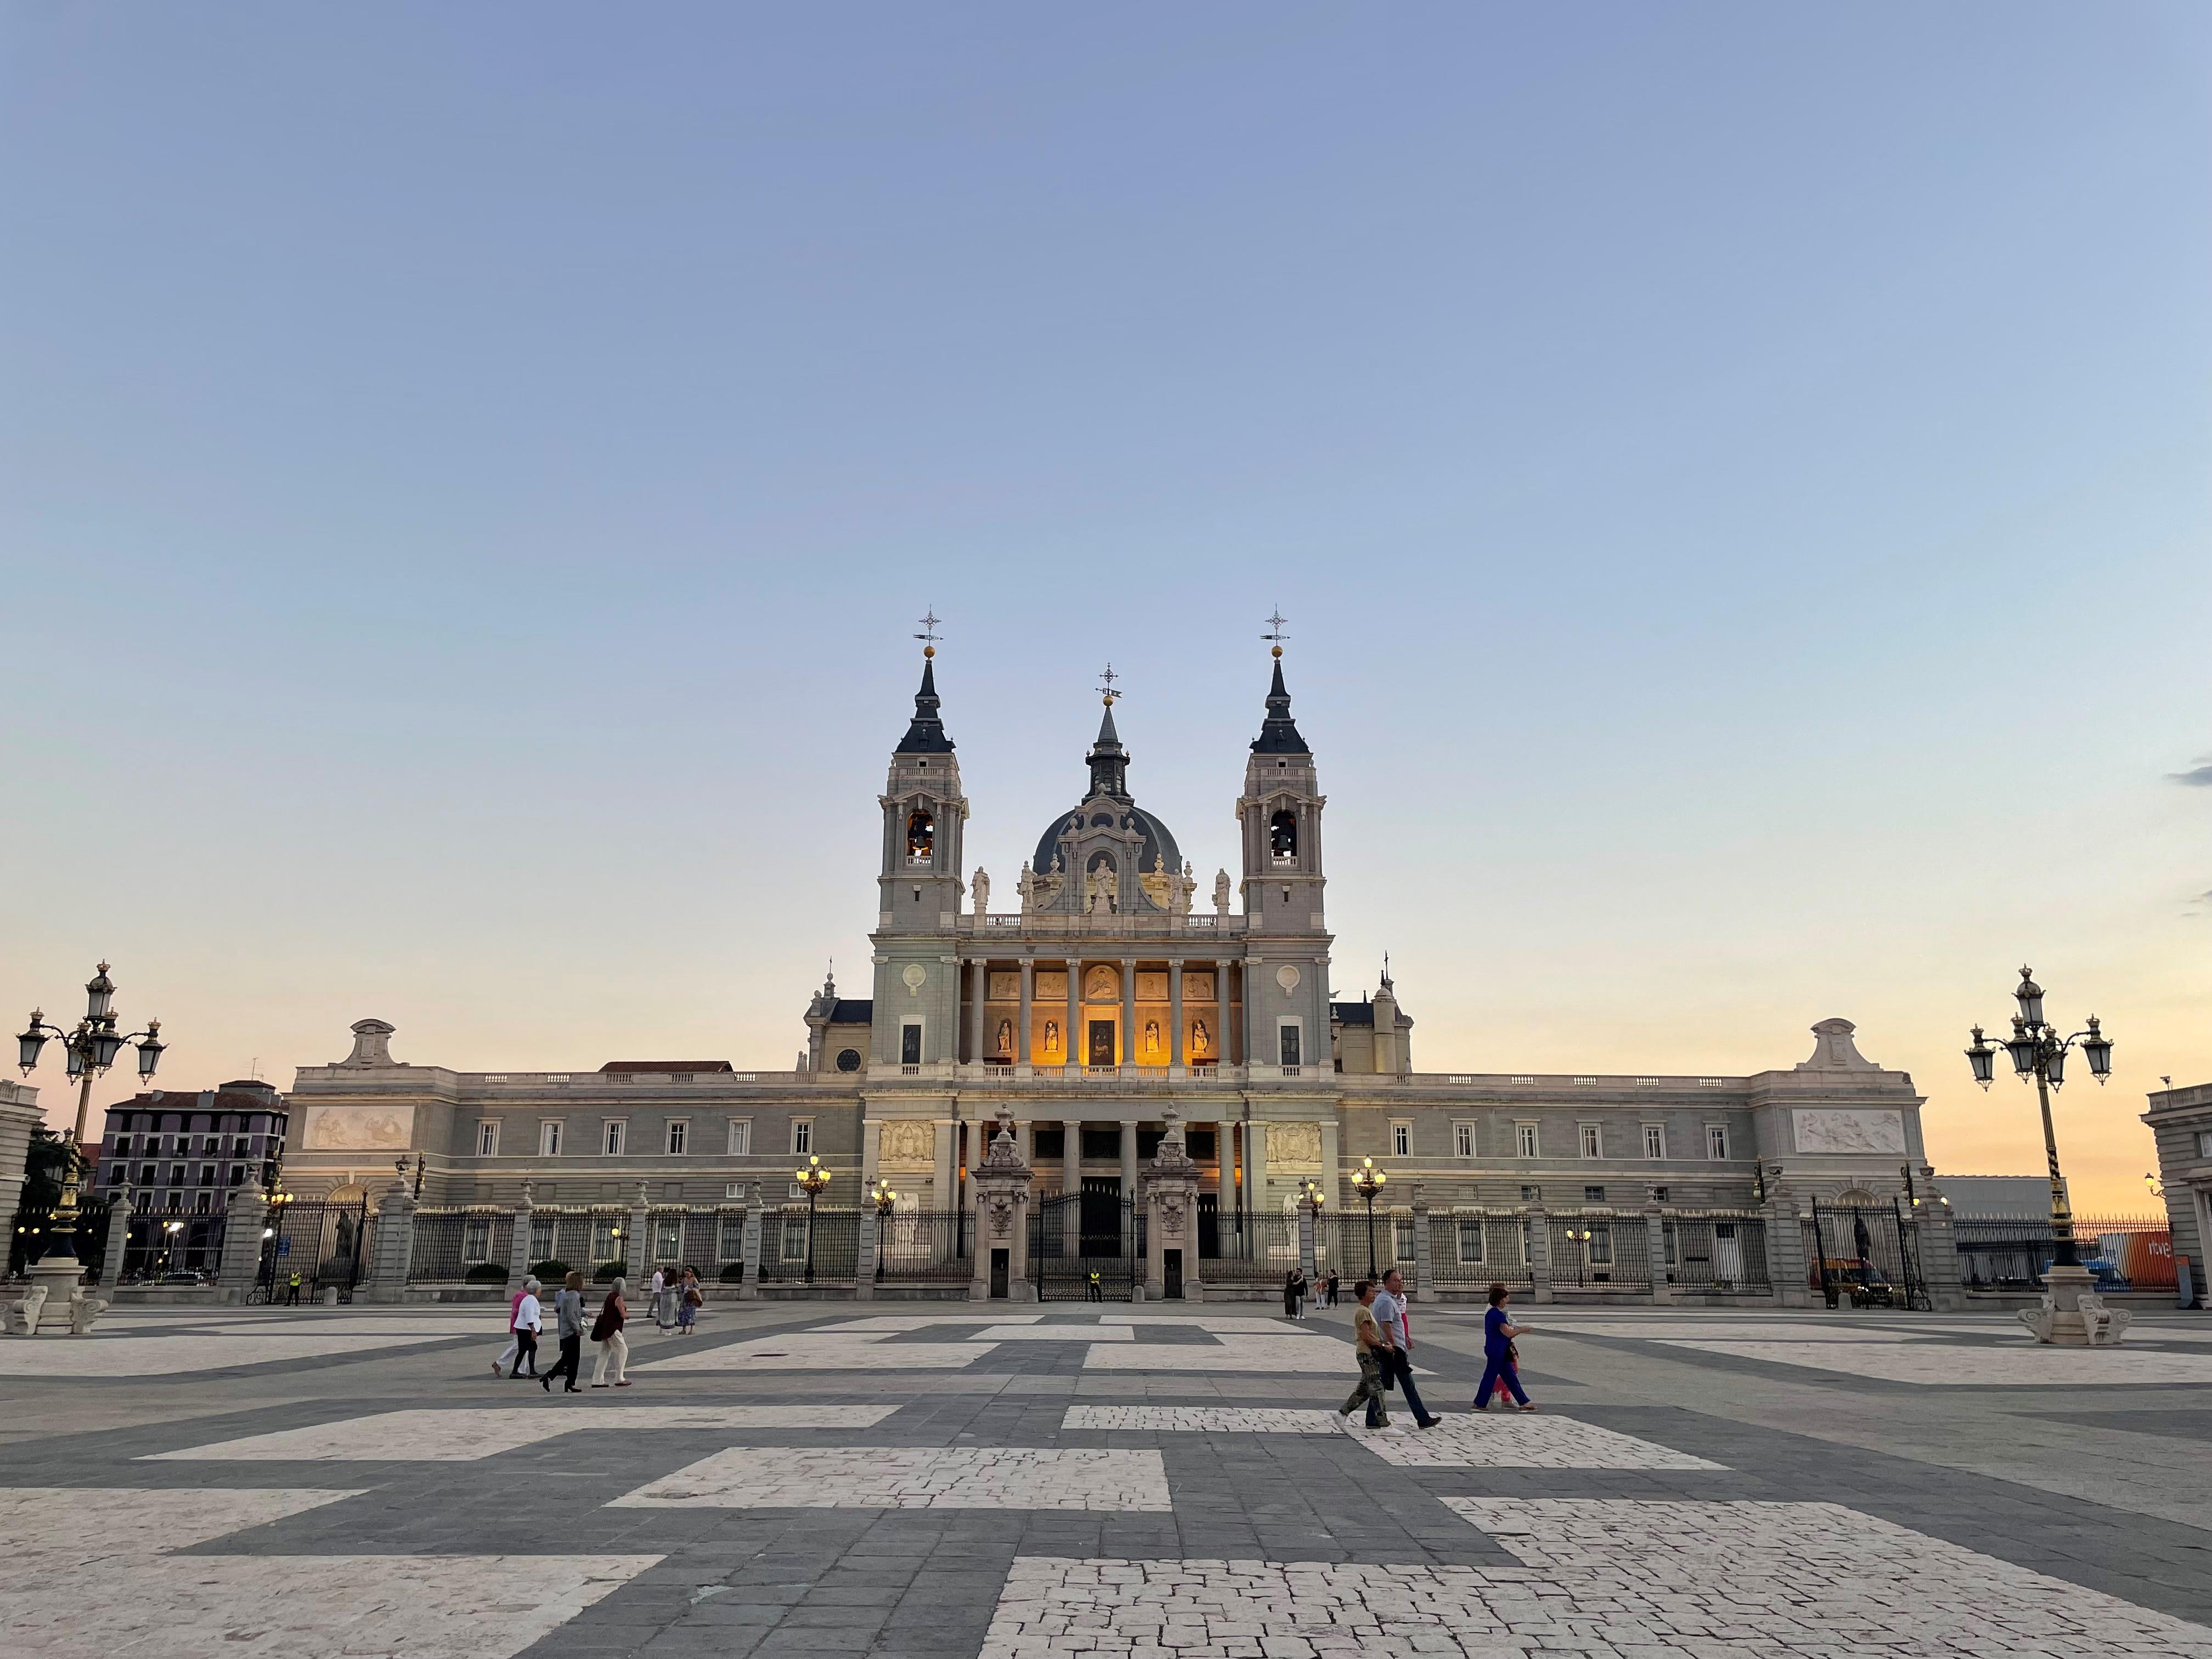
[1140,853,1175,912]
[1087,858,1118,915]
[971,866,990,916]
[995,1018,1013,1059]
[1190,1018,1211,1056]
[1144,1019,1161,1057]
[1214,868,1232,915]
[1016,860,1035,913]
[1043,1019,1060,1056]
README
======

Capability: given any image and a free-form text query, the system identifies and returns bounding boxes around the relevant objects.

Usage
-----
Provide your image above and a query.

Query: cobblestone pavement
[3,1300,2210,1657]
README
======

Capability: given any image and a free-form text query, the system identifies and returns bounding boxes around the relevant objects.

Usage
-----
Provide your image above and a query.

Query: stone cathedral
[284,642,1933,1247]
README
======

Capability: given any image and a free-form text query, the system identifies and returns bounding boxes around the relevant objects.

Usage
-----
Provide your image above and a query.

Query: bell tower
[872,623,967,1066]
[1237,616,1331,1072]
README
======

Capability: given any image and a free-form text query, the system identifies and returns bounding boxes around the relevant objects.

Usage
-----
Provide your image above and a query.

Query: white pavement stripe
[1658,1340,2212,1385]
[1098,1314,1320,1333]
[1064,1407,1347,1434]
[144,1404,899,1461]
[1542,1321,1930,1342]
[1058,1406,1722,1466]
[0,1334,469,1376]
[0,1486,359,1558]
[611,1446,1171,1510]
[639,1335,994,1371]
[970,1323,1134,1340]
[1082,1336,1425,1373]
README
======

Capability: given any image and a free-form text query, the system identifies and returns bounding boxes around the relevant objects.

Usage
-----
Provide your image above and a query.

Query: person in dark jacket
[1473,1281,1534,1411]
[590,1277,630,1387]
[540,1271,586,1393]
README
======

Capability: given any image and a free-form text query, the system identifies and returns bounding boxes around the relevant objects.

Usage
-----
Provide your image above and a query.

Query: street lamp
[1963,966,2113,1273]
[870,1178,898,1280]
[1350,1156,1386,1277]
[16,962,167,1270]
[794,1154,831,1285]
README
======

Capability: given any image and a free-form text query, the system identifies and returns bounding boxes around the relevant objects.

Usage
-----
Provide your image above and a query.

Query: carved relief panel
[877,1119,935,1168]
[1265,1121,1324,1169]
[1083,964,1121,1003]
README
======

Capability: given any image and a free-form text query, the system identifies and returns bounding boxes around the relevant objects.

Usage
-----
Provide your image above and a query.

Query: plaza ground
[5,1300,2211,1657]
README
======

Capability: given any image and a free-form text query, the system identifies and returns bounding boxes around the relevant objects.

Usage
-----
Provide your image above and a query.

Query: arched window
[1269,809,1298,860]
[906,808,935,864]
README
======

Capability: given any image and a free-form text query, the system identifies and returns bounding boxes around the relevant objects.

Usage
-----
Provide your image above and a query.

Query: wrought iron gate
[1029,1188,1138,1300]
[1807,1199,1929,1312]
[256,1199,373,1303]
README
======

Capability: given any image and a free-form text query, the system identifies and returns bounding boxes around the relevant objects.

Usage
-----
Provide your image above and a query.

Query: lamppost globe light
[1963,1025,1995,1090]
[2004,1020,2038,1078]
[136,1020,164,1079]
[2044,1046,2066,1090]
[16,1013,47,1074]
[2014,966,2045,1030]
[2080,1016,2113,1082]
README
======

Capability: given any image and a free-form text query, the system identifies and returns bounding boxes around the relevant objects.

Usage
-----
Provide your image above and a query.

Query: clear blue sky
[6,6,2208,1205]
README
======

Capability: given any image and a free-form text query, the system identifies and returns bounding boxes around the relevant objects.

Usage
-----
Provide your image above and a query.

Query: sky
[4,5,2207,1210]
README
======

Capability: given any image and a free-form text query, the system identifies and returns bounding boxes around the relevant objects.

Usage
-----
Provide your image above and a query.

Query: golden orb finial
[924,645,934,658]
[1271,645,1282,658]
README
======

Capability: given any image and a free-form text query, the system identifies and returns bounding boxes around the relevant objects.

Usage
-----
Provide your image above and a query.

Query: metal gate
[1807,1199,1929,1311]
[255,1199,373,1304]
[1029,1188,1138,1301]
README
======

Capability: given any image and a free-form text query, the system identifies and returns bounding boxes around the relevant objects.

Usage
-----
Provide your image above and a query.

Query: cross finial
[913,608,943,656]
[1262,608,1289,645]
[1096,661,1122,704]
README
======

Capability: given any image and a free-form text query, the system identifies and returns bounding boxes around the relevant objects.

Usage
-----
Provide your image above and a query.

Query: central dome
[1031,802,1183,881]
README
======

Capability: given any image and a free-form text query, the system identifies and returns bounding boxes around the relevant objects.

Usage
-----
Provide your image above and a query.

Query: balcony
[955,912,1248,940]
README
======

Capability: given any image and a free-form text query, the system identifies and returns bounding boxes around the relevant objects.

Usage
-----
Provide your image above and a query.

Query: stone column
[100,1182,133,1290]
[218,1191,270,1305]
[1018,958,1035,1076]
[968,1107,1035,1301]
[1142,1106,1204,1301]
[368,1165,416,1302]
[1298,1192,1318,1283]
[508,1182,537,1286]
[1242,957,1261,1070]
[1215,960,1233,1068]
[1062,1117,1082,1256]
[1121,957,1137,1068]
[1120,1120,1138,1204]
[1645,1194,1672,1305]
[856,1202,879,1301]
[968,958,986,1066]
[933,1118,956,1212]
[1410,1185,1434,1303]
[1064,958,1081,1069]
[625,1181,649,1282]
[1169,961,1185,1070]
[1245,1117,1267,1222]
[738,1183,762,1300]
[1764,1183,1810,1307]
[1216,1122,1238,1248]
[1527,1200,1553,1304]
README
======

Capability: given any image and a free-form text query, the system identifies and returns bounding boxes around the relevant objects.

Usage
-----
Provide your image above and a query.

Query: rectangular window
[1579,1125,1601,1159]
[1516,1122,1538,1159]
[900,1023,923,1065]
[719,1217,745,1261]
[1393,1217,1415,1260]
[603,1120,627,1156]
[1584,1184,1606,1204]
[1520,1184,1540,1203]
[1279,1023,1302,1068]
[667,1120,689,1156]
[655,1218,681,1259]
[1453,1122,1475,1159]
[1706,1124,1728,1160]
[530,1217,556,1260]
[1588,1223,1613,1264]
[791,1119,813,1155]
[2196,1130,2212,1159]
[462,1217,491,1263]
[727,1119,753,1156]
[197,1164,216,1187]
[1643,1125,1664,1159]
[1653,1185,1669,1203]
[781,1217,809,1261]
[540,1121,562,1157]
[476,1120,499,1157]
[113,1136,132,1156]
[1391,1121,1410,1157]
[228,1166,246,1187]
[1457,1221,1485,1263]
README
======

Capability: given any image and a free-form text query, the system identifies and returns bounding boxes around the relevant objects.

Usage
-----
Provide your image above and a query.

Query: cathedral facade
[284,647,1932,1241]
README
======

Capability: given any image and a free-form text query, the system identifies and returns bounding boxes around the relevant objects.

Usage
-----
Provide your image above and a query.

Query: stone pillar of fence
[973,1106,1039,1301]
[507,1182,536,1288]
[100,1182,133,1290]
[1765,1185,1811,1308]
[1644,1194,1672,1306]
[625,1182,649,1283]
[1914,1178,1966,1312]
[738,1184,762,1300]
[366,1166,416,1302]
[1410,1186,1435,1302]
[1527,1200,1553,1303]
[856,1204,879,1301]
[217,1190,269,1304]
[1297,1194,1318,1285]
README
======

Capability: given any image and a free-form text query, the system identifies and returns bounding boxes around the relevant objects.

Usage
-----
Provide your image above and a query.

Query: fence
[407,1208,515,1285]
[1953,1213,2175,1293]
[1430,1212,1533,1292]
[1662,1214,1770,1294]
[755,1206,860,1286]
[1547,1211,1653,1292]
[873,1209,970,1287]
[1204,1211,1298,1289]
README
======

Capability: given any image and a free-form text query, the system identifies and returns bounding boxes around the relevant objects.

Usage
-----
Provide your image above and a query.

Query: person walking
[540,1270,585,1393]
[1372,1269,1441,1429]
[1336,1279,1391,1429]
[492,1280,529,1376]
[1474,1281,1535,1412]
[676,1267,702,1336]
[507,1277,542,1379]
[590,1277,631,1387]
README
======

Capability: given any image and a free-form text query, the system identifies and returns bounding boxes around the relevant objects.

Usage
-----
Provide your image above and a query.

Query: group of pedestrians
[644,1266,706,1334]
[1281,1268,1343,1317]
[490,1271,641,1389]
[1338,1273,1533,1430]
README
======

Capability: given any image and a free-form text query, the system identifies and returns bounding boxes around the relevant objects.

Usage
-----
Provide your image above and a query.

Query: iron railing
[755,1207,860,1285]
[872,1209,970,1286]
[1951,1212,2175,1293]
[407,1208,514,1285]
[1430,1212,1533,1291]
[1661,1212,1770,1293]
[1547,1211,1653,1291]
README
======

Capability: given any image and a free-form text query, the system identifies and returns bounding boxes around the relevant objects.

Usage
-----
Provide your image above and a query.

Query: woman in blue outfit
[1474,1280,1535,1411]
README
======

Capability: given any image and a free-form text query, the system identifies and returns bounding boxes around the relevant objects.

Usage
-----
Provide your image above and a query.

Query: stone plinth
[1142,1106,1204,1302]
[969,1108,1035,1301]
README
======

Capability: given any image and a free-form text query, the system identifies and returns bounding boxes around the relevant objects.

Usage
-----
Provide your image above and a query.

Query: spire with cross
[1095,661,1122,706]
[913,607,943,657]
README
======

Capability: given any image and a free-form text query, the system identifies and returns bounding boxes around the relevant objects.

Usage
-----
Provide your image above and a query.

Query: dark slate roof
[895,657,956,754]
[1330,1001,1375,1026]
[828,1000,874,1024]
[599,1060,737,1074]
[1250,656,1311,754]
[1031,801,1183,889]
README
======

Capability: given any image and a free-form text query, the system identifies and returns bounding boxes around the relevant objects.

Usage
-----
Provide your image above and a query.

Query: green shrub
[529,1259,571,1280]
[463,1262,509,1284]
[718,1263,746,1284]
[593,1259,627,1282]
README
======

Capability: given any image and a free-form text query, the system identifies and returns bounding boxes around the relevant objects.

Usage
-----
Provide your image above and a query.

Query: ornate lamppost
[870,1177,898,1281]
[1351,1156,1386,1277]
[1965,966,2114,1341]
[16,963,166,1295]
[1299,1177,1327,1288]
[795,1154,831,1285]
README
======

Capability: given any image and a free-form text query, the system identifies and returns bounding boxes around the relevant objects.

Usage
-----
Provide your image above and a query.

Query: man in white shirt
[649,1267,667,1330]
[507,1278,543,1380]
[1372,1269,1440,1429]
